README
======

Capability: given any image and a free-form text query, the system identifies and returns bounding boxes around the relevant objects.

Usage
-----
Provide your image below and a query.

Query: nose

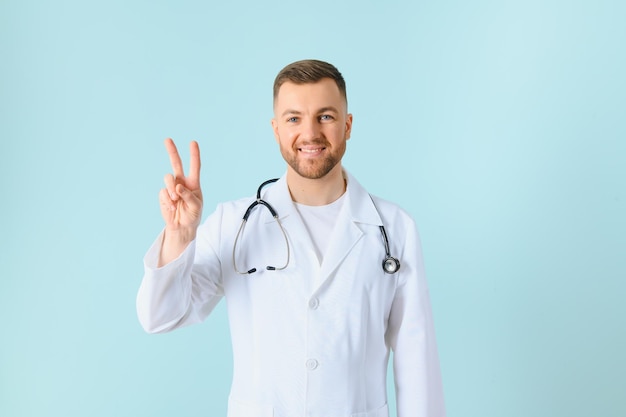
[300,117,321,140]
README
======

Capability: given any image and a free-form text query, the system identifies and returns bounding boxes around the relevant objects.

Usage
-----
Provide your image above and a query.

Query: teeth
[300,148,323,153]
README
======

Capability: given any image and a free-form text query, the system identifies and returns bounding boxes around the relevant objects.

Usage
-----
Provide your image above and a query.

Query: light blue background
[1,0,624,416]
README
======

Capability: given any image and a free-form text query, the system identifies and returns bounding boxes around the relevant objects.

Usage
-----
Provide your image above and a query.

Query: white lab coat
[137,171,445,417]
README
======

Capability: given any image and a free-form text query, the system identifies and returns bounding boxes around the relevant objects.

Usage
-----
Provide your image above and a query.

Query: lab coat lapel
[318,203,362,281]
[319,171,383,284]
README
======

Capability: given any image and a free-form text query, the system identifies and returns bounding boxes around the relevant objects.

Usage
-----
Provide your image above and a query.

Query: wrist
[159,226,197,267]
[164,225,197,244]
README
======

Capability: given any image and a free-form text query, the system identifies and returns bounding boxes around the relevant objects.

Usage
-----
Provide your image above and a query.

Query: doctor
[137,59,445,417]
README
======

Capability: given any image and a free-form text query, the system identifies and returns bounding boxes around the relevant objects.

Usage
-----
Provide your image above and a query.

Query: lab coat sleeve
[136,204,225,334]
[386,220,445,417]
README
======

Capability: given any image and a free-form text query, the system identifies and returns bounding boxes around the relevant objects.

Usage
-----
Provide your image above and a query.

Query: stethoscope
[232,179,401,275]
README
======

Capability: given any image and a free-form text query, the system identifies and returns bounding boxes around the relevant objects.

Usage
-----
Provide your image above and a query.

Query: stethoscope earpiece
[233,178,291,275]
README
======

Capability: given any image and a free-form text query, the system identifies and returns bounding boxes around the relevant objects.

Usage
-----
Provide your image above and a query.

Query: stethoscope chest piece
[379,225,400,274]
[383,256,401,274]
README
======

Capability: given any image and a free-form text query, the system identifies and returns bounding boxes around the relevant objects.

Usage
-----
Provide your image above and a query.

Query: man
[137,59,445,417]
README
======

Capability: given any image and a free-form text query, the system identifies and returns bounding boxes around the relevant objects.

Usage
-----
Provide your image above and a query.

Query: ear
[271,118,280,143]
[344,113,353,140]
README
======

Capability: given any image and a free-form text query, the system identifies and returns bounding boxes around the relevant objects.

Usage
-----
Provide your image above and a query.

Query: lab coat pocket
[227,397,273,417]
[351,403,389,417]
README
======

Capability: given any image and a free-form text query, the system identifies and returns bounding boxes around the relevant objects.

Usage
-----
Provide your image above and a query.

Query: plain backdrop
[1,1,624,416]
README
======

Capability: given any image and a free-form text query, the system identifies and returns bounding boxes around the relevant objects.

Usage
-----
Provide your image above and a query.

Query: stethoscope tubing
[232,178,399,275]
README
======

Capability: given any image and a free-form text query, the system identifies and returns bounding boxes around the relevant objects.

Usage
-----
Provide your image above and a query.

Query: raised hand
[158,138,203,266]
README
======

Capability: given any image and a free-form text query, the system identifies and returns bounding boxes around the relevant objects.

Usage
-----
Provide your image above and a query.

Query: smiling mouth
[298,146,326,153]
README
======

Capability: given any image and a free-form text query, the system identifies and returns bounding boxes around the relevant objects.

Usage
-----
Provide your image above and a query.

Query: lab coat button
[308,297,319,309]
[305,359,319,370]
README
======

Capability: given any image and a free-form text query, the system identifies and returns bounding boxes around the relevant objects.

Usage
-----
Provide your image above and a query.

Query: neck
[287,165,346,206]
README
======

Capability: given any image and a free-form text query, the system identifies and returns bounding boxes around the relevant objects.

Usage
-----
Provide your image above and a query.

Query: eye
[319,114,334,122]
[286,116,298,123]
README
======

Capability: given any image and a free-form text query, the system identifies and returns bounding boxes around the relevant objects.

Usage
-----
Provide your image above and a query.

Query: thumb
[176,184,202,207]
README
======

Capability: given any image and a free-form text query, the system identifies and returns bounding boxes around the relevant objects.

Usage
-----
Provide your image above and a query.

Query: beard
[279,139,346,180]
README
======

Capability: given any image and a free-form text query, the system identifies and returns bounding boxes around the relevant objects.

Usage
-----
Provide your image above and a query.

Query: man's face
[271,78,353,180]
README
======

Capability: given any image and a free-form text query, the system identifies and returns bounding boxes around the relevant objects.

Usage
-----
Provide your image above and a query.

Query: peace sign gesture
[158,138,203,265]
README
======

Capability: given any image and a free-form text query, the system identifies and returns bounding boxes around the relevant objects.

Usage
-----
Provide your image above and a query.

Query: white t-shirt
[294,193,346,264]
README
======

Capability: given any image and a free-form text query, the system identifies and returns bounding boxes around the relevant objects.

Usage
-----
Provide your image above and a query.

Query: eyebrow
[280,106,340,118]
[318,106,340,114]
[281,109,301,117]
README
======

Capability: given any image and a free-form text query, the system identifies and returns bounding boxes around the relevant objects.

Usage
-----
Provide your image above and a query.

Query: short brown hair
[273,59,347,104]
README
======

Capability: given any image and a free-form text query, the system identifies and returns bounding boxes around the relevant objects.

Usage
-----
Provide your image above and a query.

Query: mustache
[295,139,330,148]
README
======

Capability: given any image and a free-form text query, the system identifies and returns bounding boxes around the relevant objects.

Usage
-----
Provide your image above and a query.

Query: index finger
[164,138,184,178]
